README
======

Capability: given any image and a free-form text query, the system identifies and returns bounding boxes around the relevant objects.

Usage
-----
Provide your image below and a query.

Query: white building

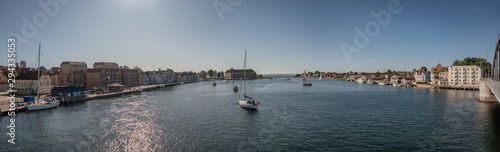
[413,69,430,82]
[448,65,483,86]
[16,70,52,95]
[431,64,448,86]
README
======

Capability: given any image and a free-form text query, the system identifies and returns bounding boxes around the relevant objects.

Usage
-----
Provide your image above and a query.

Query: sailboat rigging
[27,44,60,111]
[238,50,260,109]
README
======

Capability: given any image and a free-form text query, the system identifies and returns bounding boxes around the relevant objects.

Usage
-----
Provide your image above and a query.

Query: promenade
[0,82,189,115]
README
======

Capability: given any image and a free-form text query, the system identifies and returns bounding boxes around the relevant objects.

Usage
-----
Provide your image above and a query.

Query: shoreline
[0,81,197,115]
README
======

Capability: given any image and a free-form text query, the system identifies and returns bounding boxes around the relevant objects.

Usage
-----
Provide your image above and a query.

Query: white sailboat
[238,50,260,109]
[319,72,322,82]
[28,44,60,111]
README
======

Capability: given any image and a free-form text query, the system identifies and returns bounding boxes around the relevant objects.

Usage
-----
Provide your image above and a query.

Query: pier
[0,82,189,115]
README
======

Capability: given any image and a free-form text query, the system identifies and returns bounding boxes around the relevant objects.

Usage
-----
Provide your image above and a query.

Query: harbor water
[1,78,500,151]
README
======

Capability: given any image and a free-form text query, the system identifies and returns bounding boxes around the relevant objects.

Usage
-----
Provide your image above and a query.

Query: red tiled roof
[431,64,447,73]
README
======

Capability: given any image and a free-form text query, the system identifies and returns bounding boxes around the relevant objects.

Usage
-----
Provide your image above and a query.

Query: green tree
[2,64,20,79]
[420,66,427,71]
[199,70,207,78]
[207,69,214,78]
[453,59,460,65]
[258,74,263,78]
[453,57,491,77]
[3,70,17,79]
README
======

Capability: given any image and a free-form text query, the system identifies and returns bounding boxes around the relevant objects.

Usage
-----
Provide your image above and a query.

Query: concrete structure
[16,70,52,95]
[225,69,257,79]
[93,62,119,69]
[448,65,483,86]
[480,34,500,102]
[431,64,448,86]
[480,80,497,102]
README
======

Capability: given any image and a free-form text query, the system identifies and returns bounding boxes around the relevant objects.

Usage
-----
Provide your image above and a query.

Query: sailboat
[238,50,260,109]
[302,70,312,86]
[319,72,322,82]
[27,44,60,111]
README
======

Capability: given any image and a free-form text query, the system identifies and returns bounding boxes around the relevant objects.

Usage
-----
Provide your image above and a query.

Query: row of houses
[5,61,198,95]
[348,64,484,86]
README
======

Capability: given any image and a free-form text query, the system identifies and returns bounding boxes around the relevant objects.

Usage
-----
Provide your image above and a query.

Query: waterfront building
[225,69,257,79]
[413,69,430,82]
[141,71,161,85]
[61,61,87,73]
[175,71,198,82]
[108,83,125,92]
[390,75,403,84]
[348,75,366,81]
[158,69,175,83]
[51,86,89,97]
[59,61,88,86]
[16,70,52,95]
[121,68,141,87]
[401,77,415,84]
[448,65,483,86]
[141,72,151,85]
[86,68,122,89]
[431,64,448,86]
[93,62,119,69]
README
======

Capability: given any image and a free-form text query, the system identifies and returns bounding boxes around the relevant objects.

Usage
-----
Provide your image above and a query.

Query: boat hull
[303,83,312,86]
[27,102,60,111]
[239,100,258,109]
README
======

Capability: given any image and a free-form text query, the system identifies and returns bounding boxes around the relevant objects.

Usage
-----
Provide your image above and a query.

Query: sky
[1,0,500,74]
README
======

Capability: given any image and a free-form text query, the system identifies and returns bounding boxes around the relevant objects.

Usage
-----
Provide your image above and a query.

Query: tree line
[198,69,225,79]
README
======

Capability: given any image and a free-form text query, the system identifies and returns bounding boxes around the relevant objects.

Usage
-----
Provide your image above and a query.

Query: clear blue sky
[1,0,499,74]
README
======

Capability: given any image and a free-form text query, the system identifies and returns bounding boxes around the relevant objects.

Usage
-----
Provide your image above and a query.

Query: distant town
[0,61,266,96]
[0,56,490,97]
[296,57,490,90]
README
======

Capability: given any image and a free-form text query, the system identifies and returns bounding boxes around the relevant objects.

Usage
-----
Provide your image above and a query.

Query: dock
[1,82,189,115]
[59,82,185,103]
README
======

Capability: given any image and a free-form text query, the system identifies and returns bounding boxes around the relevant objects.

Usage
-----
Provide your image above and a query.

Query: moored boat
[27,44,60,111]
[238,50,260,109]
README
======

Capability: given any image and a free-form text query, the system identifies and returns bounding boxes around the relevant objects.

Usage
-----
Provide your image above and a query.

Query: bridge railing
[485,78,500,102]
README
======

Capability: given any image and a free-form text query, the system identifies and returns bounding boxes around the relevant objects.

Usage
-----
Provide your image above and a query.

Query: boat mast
[37,44,41,104]
[244,50,247,95]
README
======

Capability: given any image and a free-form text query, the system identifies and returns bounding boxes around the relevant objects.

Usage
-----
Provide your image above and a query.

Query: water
[2,78,500,151]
